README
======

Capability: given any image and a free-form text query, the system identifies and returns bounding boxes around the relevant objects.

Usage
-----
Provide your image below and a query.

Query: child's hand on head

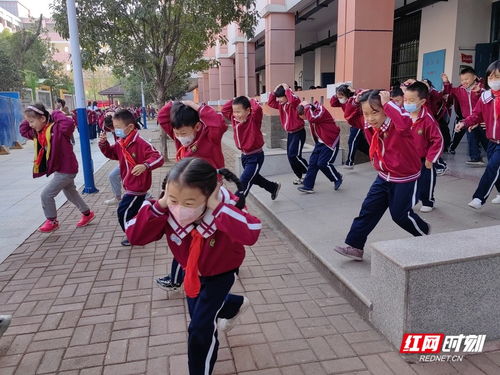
[455,121,465,132]
[441,73,449,83]
[99,131,107,143]
[355,89,369,103]
[207,183,222,210]
[403,79,416,86]
[131,164,147,176]
[379,91,391,105]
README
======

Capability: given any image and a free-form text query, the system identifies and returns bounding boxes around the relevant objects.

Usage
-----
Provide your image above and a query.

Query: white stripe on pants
[41,172,89,219]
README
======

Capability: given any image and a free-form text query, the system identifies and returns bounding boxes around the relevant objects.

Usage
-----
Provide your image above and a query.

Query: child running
[125,157,261,375]
[455,60,500,209]
[268,83,309,184]
[20,103,95,233]
[296,101,343,193]
[330,85,369,168]
[99,109,164,246]
[403,81,444,213]
[221,96,281,199]
[155,100,227,291]
[334,90,430,261]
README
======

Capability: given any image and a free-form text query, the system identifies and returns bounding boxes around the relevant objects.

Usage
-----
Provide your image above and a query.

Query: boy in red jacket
[157,100,227,169]
[296,101,342,193]
[268,83,309,184]
[442,67,488,164]
[221,96,280,199]
[334,90,430,261]
[99,109,164,246]
[20,103,95,233]
[155,100,227,290]
[403,81,444,213]
[456,60,500,209]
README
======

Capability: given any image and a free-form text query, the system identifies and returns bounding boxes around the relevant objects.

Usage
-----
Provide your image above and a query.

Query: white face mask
[489,80,500,91]
[176,134,195,146]
[338,98,347,104]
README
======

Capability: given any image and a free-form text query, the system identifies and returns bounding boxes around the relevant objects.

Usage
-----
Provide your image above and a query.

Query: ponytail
[217,168,246,209]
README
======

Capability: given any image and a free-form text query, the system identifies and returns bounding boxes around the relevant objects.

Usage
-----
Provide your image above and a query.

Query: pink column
[219,58,235,101]
[235,41,257,97]
[208,67,220,103]
[202,72,209,103]
[264,12,295,92]
[336,0,394,89]
[197,75,205,103]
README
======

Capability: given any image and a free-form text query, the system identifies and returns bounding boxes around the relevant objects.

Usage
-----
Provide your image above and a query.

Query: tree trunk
[156,80,169,161]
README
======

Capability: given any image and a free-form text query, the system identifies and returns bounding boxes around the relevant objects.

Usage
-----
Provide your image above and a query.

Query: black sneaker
[271,182,281,201]
[121,238,131,246]
[155,275,182,291]
[334,176,343,191]
[0,315,12,337]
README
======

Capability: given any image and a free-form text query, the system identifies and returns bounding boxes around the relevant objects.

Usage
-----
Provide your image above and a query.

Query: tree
[51,0,258,105]
[0,49,22,91]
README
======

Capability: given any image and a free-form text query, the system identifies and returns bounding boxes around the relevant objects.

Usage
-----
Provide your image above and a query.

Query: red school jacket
[330,96,364,130]
[364,101,422,183]
[99,130,164,195]
[463,90,500,142]
[303,102,340,148]
[20,111,78,178]
[157,102,227,168]
[125,186,262,277]
[443,82,483,118]
[409,106,444,162]
[221,99,265,154]
[267,88,305,133]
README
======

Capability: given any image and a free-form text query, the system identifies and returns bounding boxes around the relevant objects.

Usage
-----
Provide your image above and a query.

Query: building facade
[197,0,500,108]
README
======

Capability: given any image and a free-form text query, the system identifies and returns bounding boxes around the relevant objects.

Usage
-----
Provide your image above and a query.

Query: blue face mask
[115,128,127,138]
[404,103,419,113]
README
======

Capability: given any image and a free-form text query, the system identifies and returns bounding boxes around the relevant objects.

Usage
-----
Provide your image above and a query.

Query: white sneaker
[468,198,483,210]
[419,205,434,213]
[293,178,304,185]
[492,195,500,204]
[343,164,354,170]
[217,297,250,333]
[104,197,120,206]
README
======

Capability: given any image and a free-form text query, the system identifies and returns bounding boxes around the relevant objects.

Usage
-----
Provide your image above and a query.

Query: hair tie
[26,105,45,115]
[216,169,221,174]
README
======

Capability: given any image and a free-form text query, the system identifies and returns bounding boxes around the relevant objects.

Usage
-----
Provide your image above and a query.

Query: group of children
[19,59,500,374]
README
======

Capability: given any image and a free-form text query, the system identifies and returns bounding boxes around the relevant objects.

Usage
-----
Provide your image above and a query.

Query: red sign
[400,333,444,354]
[461,53,473,64]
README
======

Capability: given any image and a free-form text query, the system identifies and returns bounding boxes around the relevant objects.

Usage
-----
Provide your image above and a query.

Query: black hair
[162,157,246,209]
[406,81,429,99]
[422,79,433,88]
[113,108,139,128]
[56,98,66,107]
[485,59,500,89]
[274,85,286,98]
[170,102,200,129]
[232,96,251,110]
[390,87,404,98]
[358,90,383,111]
[24,103,51,123]
[297,103,315,116]
[460,66,476,76]
[103,113,114,131]
[309,85,316,90]
[336,84,354,98]
[92,101,98,107]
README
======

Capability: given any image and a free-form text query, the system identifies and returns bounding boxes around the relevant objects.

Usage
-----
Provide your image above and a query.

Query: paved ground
[1,133,500,374]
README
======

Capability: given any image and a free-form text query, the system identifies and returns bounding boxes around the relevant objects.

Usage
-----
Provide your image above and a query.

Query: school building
[195,0,499,110]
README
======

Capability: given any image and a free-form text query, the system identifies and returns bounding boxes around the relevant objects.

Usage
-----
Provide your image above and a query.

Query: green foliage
[0,49,22,91]
[51,0,258,104]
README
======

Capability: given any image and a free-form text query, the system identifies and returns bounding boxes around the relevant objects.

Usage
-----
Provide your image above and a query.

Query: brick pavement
[0,137,499,375]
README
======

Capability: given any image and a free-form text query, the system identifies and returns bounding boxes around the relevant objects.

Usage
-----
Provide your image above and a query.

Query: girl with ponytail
[20,103,95,233]
[126,157,261,375]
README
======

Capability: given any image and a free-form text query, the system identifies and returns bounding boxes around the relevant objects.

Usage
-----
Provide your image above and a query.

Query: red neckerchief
[184,229,204,298]
[175,146,186,162]
[117,130,138,167]
[492,89,500,122]
[368,119,391,164]
[35,123,50,167]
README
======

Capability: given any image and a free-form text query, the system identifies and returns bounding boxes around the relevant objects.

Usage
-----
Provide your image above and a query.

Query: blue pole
[66,0,98,193]
[141,81,148,129]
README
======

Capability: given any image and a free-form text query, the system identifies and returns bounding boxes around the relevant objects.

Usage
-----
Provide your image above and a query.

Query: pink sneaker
[39,219,59,233]
[76,211,95,227]
[334,245,364,261]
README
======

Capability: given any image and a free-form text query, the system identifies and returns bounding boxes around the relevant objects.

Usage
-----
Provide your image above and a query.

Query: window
[391,11,421,86]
